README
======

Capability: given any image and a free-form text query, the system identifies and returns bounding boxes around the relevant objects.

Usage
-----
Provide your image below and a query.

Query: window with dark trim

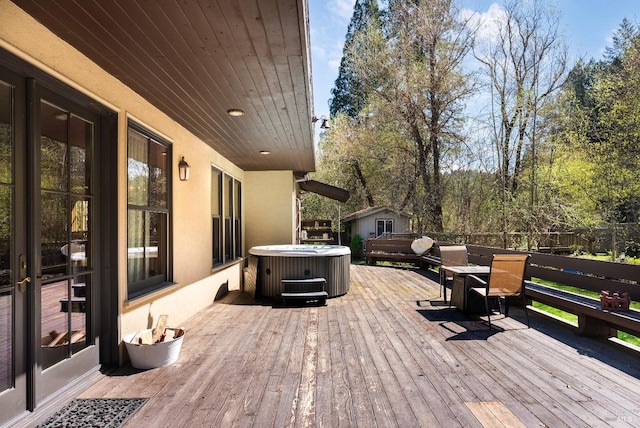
[376,219,393,237]
[127,122,171,297]
[212,166,241,267]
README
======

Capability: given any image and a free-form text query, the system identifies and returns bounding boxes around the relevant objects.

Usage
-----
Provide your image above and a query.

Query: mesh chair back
[487,254,530,297]
[440,245,468,268]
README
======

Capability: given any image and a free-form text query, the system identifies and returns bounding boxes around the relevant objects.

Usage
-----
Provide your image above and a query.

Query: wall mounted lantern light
[312,115,330,129]
[178,156,190,181]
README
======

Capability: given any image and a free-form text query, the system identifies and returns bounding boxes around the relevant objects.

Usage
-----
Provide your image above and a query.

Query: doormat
[36,398,148,428]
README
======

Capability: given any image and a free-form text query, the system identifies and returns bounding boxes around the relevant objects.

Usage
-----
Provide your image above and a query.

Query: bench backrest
[365,239,414,254]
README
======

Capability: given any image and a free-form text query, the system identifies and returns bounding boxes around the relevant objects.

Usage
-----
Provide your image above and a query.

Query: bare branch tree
[474,0,568,194]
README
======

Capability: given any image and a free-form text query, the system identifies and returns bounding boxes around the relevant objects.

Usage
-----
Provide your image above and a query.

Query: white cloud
[460,3,507,44]
[329,0,356,21]
[328,38,346,70]
[328,58,341,72]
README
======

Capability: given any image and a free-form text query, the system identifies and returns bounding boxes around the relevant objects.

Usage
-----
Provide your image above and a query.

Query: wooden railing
[426,232,589,254]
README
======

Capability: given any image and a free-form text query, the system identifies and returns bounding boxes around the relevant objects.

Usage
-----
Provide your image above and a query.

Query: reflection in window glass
[234,180,242,258]
[0,84,11,288]
[0,185,10,287]
[127,128,149,207]
[127,123,170,297]
[211,167,241,266]
[0,290,12,391]
[41,193,68,280]
[149,141,167,208]
[70,116,91,194]
[40,279,69,369]
[0,82,12,390]
[376,219,393,237]
[39,98,93,368]
[212,168,221,266]
[0,82,12,184]
[40,102,68,191]
[224,175,232,261]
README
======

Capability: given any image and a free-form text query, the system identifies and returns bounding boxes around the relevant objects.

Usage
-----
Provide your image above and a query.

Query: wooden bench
[421,254,442,270]
[465,245,640,339]
[526,281,640,338]
[365,239,423,267]
[281,278,328,306]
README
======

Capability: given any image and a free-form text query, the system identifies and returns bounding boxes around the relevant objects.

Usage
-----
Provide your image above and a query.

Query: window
[127,123,170,297]
[212,166,241,267]
[211,168,222,265]
[376,219,393,237]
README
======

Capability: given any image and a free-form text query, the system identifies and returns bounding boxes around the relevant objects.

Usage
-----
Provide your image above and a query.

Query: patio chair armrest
[467,274,486,287]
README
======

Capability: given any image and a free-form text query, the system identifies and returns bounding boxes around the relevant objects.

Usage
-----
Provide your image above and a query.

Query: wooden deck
[76,264,640,427]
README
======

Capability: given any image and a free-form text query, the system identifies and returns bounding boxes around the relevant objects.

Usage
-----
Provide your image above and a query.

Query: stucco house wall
[245,171,298,250]
[0,0,298,357]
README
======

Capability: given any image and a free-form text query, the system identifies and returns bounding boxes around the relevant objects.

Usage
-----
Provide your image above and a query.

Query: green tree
[550,19,640,257]
[346,0,475,232]
[329,0,381,118]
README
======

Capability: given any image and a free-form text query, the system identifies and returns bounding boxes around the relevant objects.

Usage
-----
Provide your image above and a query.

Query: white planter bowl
[124,328,185,369]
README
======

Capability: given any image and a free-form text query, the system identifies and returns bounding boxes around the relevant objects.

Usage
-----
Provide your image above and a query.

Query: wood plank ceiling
[11,0,316,172]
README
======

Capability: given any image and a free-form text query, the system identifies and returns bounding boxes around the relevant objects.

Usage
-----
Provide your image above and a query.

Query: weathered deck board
[71,264,640,428]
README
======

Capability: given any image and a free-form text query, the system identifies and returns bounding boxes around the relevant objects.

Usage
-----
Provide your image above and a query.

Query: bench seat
[421,254,442,270]
[367,252,423,264]
[364,238,425,267]
[525,281,640,338]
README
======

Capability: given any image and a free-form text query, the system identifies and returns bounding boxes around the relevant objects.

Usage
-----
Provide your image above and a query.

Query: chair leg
[440,271,447,304]
[522,293,530,328]
[484,295,491,329]
[448,282,454,308]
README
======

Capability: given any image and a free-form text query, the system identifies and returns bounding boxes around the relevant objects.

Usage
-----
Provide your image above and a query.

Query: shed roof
[342,206,412,223]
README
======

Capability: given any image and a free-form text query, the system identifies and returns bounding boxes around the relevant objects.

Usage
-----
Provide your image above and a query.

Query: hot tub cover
[298,180,350,203]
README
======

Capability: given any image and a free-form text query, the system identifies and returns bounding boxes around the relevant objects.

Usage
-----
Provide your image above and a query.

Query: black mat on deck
[36,398,148,428]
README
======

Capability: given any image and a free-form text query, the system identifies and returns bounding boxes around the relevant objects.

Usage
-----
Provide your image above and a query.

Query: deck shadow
[416,306,501,340]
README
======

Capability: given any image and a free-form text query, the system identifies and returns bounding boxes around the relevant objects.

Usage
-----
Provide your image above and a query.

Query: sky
[308,0,640,132]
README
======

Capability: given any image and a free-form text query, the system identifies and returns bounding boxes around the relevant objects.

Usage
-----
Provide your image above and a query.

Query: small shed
[342,206,413,241]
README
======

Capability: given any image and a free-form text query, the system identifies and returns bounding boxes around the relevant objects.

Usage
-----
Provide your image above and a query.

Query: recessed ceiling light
[227,108,245,117]
[259,150,271,155]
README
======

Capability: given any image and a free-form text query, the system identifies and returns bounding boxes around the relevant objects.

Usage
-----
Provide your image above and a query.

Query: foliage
[316,0,475,233]
[554,19,640,256]
[350,234,364,260]
[308,2,640,256]
[626,241,640,258]
[330,0,381,118]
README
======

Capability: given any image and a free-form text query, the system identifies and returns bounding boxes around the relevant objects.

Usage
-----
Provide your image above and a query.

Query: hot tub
[248,245,350,298]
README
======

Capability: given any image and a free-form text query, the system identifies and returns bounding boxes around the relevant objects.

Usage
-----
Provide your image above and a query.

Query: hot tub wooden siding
[253,254,350,298]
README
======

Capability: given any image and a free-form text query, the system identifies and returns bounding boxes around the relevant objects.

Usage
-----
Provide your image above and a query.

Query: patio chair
[468,254,530,329]
[438,245,468,304]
